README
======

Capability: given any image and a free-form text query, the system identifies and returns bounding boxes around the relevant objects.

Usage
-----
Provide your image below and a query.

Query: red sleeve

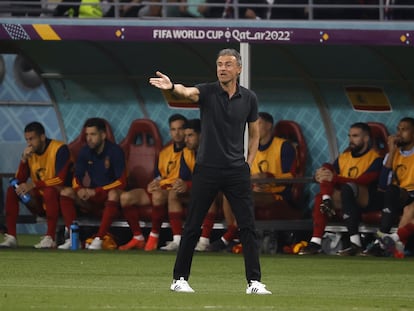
[333,170,380,185]
[34,161,72,188]
[15,160,30,182]
[94,170,127,195]
[320,159,381,186]
[332,157,382,185]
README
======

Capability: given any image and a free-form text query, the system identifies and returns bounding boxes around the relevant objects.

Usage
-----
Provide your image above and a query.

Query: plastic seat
[68,118,115,161]
[254,120,307,220]
[119,119,163,221]
[120,118,163,189]
[367,121,389,156]
[274,120,307,194]
[362,122,389,224]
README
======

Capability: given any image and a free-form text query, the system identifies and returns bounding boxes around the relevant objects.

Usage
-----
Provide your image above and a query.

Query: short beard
[350,144,364,155]
[90,141,104,152]
[397,140,410,148]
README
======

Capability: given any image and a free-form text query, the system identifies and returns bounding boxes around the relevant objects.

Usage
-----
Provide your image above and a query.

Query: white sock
[134,235,144,241]
[173,235,181,244]
[199,237,209,244]
[310,237,322,245]
[221,237,229,245]
[149,232,159,238]
[350,234,361,247]
[390,232,400,242]
[322,194,331,201]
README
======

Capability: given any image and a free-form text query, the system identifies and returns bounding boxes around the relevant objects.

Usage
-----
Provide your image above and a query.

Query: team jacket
[73,139,127,195]
[177,147,197,191]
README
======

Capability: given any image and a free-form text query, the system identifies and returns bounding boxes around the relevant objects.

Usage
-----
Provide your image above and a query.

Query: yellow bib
[158,144,183,187]
[392,151,414,191]
[28,140,65,183]
[338,148,381,179]
[251,137,291,193]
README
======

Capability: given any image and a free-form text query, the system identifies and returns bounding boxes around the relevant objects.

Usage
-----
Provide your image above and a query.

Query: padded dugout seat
[119,119,163,222]
[362,122,389,224]
[274,120,307,206]
[254,120,307,220]
[367,121,389,157]
[68,117,115,160]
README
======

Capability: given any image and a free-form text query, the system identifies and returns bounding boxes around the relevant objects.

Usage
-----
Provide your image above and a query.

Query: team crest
[35,168,46,181]
[348,166,359,178]
[258,160,269,173]
[104,156,111,169]
[167,160,176,175]
[394,164,407,185]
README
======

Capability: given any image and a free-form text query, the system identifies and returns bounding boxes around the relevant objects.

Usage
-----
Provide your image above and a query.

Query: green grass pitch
[0,235,413,310]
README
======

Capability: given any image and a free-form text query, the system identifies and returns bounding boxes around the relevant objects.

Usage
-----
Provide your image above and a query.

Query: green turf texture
[0,235,413,310]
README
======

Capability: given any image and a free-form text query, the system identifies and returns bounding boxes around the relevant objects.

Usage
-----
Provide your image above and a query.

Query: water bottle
[9,178,31,204]
[70,221,80,250]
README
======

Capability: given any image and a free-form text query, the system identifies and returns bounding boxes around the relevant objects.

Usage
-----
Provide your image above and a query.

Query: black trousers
[341,183,381,236]
[380,185,414,233]
[173,163,261,283]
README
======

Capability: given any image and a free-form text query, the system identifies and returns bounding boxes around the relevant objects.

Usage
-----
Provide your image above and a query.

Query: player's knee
[107,189,120,202]
[60,186,75,198]
[403,202,414,216]
[152,192,166,206]
[120,192,128,207]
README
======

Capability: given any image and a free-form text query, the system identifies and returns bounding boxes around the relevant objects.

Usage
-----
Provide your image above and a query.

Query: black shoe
[298,242,322,255]
[207,239,227,252]
[320,198,336,217]
[337,243,362,256]
[362,241,386,257]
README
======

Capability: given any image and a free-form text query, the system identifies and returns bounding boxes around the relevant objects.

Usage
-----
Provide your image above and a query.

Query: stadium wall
[1,19,414,233]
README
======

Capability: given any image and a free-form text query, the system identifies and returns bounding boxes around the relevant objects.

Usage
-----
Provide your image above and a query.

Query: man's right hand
[387,135,399,154]
[315,167,333,183]
[149,71,173,90]
[147,178,161,193]
[172,178,187,194]
[77,188,92,201]
[15,182,33,196]
[21,146,33,162]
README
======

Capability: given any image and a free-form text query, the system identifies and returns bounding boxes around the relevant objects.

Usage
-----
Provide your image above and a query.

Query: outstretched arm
[149,71,200,103]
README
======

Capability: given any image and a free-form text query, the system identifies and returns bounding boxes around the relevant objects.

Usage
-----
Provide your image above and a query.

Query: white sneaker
[170,277,195,293]
[88,237,102,250]
[58,239,71,250]
[160,241,179,251]
[0,233,17,248]
[246,281,272,295]
[34,235,56,249]
[195,238,210,252]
